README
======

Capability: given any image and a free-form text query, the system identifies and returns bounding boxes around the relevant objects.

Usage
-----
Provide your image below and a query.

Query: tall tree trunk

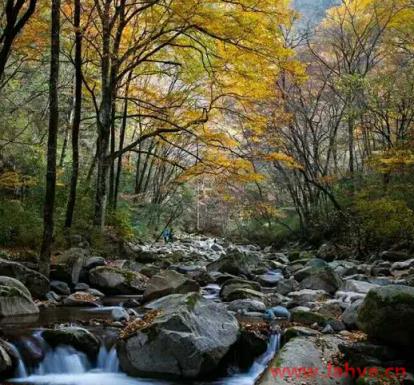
[348,115,355,176]
[65,0,82,228]
[93,0,112,229]
[109,102,116,206]
[113,71,132,209]
[39,0,60,277]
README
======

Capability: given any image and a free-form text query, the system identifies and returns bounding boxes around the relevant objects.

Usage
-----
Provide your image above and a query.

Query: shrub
[354,197,414,248]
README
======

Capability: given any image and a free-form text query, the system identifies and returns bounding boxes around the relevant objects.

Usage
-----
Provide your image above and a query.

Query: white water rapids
[6,333,280,385]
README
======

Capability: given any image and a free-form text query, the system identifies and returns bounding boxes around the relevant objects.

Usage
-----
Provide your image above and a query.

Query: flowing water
[4,332,280,385]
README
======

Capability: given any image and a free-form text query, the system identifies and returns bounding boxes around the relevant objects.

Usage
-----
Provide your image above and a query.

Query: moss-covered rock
[283,326,320,344]
[89,266,149,295]
[357,285,414,348]
[42,327,99,359]
[295,265,342,294]
[0,278,39,317]
[0,258,49,298]
[142,270,200,303]
[291,309,331,326]
[206,250,261,277]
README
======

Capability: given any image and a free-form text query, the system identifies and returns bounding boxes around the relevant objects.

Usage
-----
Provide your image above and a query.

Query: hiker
[162,228,170,243]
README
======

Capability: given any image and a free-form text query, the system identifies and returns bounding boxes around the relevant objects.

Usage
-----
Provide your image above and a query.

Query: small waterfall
[35,346,90,375]
[7,331,280,385]
[97,345,119,372]
[5,342,28,378]
[210,333,281,385]
[9,333,119,380]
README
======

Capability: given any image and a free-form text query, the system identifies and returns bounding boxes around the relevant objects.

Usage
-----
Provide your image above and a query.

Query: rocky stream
[0,236,413,385]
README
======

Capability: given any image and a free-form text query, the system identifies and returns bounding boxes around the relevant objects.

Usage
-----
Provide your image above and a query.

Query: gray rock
[74,283,89,291]
[0,276,32,298]
[46,291,61,302]
[42,327,99,359]
[275,278,299,296]
[335,291,366,304]
[0,258,49,298]
[89,266,149,295]
[342,279,378,294]
[50,280,71,295]
[256,271,284,287]
[258,336,352,385]
[0,338,16,378]
[288,289,329,306]
[52,248,89,284]
[357,285,414,348]
[296,265,342,294]
[220,278,263,302]
[206,250,261,277]
[87,288,105,298]
[222,287,265,302]
[391,258,414,272]
[142,270,200,303]
[227,299,266,313]
[117,293,239,379]
[84,256,106,270]
[283,326,320,343]
[0,278,39,317]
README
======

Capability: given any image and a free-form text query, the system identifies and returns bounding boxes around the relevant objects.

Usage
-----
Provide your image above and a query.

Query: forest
[0,1,414,385]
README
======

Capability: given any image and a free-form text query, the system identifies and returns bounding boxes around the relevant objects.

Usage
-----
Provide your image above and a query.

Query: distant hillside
[292,0,340,29]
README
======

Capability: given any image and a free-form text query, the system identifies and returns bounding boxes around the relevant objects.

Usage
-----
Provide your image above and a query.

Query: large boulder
[89,266,149,295]
[0,259,49,298]
[117,293,239,379]
[357,285,414,348]
[206,250,261,277]
[42,327,100,359]
[259,336,352,385]
[0,277,39,317]
[296,265,342,294]
[220,279,264,302]
[142,270,200,303]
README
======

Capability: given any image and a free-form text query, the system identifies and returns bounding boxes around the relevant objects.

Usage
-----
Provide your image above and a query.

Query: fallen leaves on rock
[71,292,99,302]
[120,309,162,339]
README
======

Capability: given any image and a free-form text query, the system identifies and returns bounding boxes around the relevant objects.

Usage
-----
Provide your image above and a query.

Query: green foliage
[0,199,43,248]
[230,212,301,246]
[107,203,135,241]
[354,197,414,248]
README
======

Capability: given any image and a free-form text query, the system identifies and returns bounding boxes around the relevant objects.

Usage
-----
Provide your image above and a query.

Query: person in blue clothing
[162,228,170,243]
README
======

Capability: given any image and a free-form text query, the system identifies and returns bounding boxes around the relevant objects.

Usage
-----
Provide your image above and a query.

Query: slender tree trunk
[59,125,69,167]
[113,72,132,209]
[40,0,60,278]
[348,115,355,176]
[65,0,82,228]
[93,1,112,229]
[109,102,116,206]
